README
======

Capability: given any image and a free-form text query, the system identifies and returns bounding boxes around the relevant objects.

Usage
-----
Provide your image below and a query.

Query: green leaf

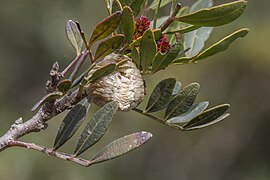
[164,25,201,34]
[165,83,200,120]
[145,78,177,113]
[149,0,172,10]
[74,101,118,156]
[90,131,152,164]
[183,104,230,130]
[131,29,161,47]
[95,35,125,60]
[179,0,213,57]
[119,0,144,16]
[121,6,135,44]
[176,0,247,27]
[172,28,249,64]
[53,98,91,150]
[31,92,63,112]
[190,0,213,13]
[66,20,83,55]
[140,29,157,72]
[151,43,182,73]
[89,11,122,46]
[57,79,72,93]
[88,64,117,83]
[129,0,144,17]
[112,0,123,13]
[194,28,249,61]
[184,27,213,57]
[167,101,209,124]
[131,47,140,68]
[172,81,181,97]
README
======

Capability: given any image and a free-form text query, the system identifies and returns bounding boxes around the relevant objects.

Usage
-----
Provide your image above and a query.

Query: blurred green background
[0,0,269,180]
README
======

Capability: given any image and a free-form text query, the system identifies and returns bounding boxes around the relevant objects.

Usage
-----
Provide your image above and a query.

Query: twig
[153,0,162,29]
[160,3,181,32]
[62,53,83,76]
[0,64,87,152]
[69,50,89,81]
[8,141,93,167]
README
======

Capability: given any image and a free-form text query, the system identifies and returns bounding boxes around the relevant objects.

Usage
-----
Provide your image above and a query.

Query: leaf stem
[133,108,183,130]
[133,108,165,124]
[153,0,162,29]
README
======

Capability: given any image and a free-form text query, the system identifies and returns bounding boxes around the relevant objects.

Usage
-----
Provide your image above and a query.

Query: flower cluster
[133,16,171,53]
[133,16,150,40]
[157,34,171,53]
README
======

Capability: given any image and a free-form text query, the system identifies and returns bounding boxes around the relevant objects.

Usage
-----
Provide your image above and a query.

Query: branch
[160,3,182,32]
[8,141,93,167]
[0,62,88,152]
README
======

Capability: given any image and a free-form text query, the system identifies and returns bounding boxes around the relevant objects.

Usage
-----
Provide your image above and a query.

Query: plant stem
[133,108,183,130]
[160,3,181,32]
[69,50,89,81]
[8,141,93,167]
[153,0,162,29]
[133,108,165,124]
[103,0,111,15]
[62,54,82,76]
[170,0,177,16]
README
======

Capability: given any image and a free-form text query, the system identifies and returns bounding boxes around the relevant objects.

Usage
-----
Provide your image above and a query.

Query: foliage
[2,0,249,167]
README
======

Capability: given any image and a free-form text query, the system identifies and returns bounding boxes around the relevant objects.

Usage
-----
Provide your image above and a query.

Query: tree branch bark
[8,141,92,167]
[0,60,88,152]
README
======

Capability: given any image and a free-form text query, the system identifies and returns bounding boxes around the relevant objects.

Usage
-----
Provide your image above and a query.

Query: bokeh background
[0,0,269,180]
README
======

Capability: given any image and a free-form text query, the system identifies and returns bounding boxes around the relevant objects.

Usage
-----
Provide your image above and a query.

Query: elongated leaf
[172,81,181,97]
[145,78,177,113]
[190,0,213,13]
[163,2,203,34]
[74,101,118,156]
[89,11,122,46]
[121,6,135,44]
[66,20,83,55]
[194,28,249,61]
[165,25,201,34]
[172,28,249,64]
[165,83,200,119]
[184,27,213,57]
[57,79,72,93]
[151,43,182,73]
[131,47,140,68]
[53,98,91,150]
[95,35,125,59]
[88,64,116,83]
[149,0,172,10]
[176,0,247,27]
[119,0,144,16]
[183,104,230,130]
[112,0,123,13]
[167,101,209,124]
[182,0,213,57]
[90,131,152,164]
[140,29,157,72]
[31,92,63,112]
[129,0,144,17]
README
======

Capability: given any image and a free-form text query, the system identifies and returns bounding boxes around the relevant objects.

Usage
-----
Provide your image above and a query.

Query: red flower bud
[133,16,150,40]
[157,34,171,53]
